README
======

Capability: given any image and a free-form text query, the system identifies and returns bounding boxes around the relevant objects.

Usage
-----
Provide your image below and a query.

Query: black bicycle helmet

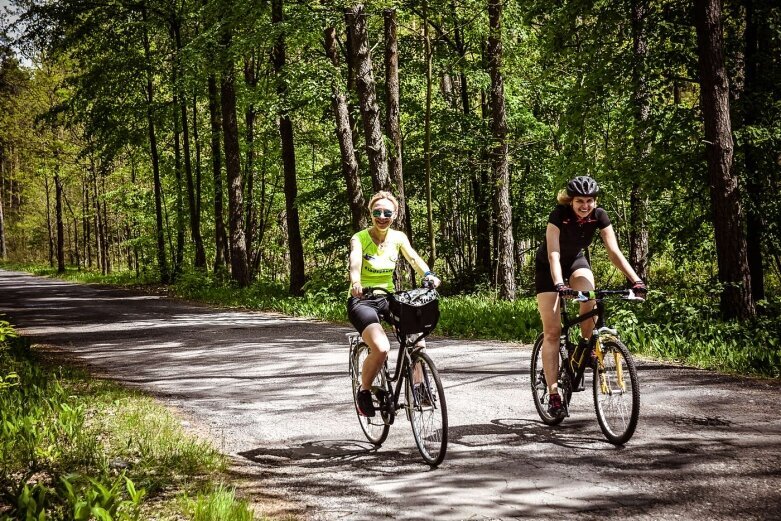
[566,176,600,197]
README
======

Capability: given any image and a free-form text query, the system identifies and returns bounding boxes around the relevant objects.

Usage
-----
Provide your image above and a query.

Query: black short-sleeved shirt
[534,205,611,268]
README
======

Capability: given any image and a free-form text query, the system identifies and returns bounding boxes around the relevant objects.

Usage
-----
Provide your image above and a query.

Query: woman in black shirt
[536,176,646,417]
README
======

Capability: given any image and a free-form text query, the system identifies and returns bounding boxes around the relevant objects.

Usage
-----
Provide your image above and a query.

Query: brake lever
[622,289,646,301]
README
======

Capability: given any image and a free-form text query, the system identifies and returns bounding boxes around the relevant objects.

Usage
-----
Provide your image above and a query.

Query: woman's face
[571,196,596,218]
[371,199,396,230]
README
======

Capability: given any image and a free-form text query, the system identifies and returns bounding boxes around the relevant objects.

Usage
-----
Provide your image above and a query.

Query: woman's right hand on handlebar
[424,273,441,289]
[351,281,363,298]
[554,282,575,298]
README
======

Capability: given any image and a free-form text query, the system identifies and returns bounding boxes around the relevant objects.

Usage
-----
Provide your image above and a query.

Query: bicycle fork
[593,328,626,394]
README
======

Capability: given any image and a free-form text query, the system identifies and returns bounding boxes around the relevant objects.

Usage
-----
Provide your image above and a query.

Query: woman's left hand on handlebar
[424,274,441,289]
[631,280,647,298]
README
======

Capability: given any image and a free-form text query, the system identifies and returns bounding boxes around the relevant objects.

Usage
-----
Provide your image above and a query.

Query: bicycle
[347,284,448,467]
[530,288,643,445]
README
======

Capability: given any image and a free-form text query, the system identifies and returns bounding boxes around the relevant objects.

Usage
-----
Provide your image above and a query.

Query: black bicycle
[530,289,643,445]
[347,285,448,466]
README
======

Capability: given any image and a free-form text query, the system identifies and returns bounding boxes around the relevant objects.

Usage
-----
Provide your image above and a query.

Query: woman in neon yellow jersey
[347,191,441,417]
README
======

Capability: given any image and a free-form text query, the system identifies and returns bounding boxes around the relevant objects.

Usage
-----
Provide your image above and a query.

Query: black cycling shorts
[535,256,592,294]
[347,296,390,333]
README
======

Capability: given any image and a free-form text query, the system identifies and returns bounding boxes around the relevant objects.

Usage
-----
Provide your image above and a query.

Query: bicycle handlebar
[564,289,645,302]
[361,280,436,298]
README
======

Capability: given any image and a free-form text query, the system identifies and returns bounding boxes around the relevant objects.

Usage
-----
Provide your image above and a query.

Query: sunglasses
[372,209,394,218]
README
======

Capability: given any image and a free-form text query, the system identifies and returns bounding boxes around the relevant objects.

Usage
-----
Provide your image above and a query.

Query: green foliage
[612,292,781,378]
[183,484,255,521]
[0,320,255,519]
[438,294,541,343]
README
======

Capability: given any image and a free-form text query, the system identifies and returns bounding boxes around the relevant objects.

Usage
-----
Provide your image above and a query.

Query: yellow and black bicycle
[530,288,643,445]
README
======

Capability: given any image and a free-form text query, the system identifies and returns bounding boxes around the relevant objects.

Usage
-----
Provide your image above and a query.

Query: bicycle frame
[386,334,428,415]
[349,328,430,422]
[559,291,631,390]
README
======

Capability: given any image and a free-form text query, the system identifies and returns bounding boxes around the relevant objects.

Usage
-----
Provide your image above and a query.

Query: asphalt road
[1,269,779,520]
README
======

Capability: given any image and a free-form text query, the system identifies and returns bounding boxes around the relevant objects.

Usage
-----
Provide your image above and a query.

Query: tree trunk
[384,9,416,287]
[324,27,367,232]
[384,10,409,234]
[55,169,65,273]
[173,20,206,270]
[92,163,105,275]
[346,5,391,193]
[629,0,650,282]
[220,29,250,287]
[192,95,202,227]
[183,91,205,271]
[82,173,91,268]
[272,0,305,295]
[142,4,169,284]
[694,0,755,319]
[422,1,437,268]
[451,0,489,281]
[243,53,259,265]
[0,154,6,260]
[208,75,230,272]
[488,0,515,300]
[173,92,185,277]
[742,0,765,302]
[100,169,111,274]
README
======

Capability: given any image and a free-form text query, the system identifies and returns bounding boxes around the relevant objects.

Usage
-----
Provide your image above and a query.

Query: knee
[363,325,391,355]
[543,328,561,344]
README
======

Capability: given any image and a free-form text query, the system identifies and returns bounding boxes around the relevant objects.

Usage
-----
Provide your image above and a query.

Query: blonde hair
[367,191,399,213]
[556,189,572,205]
[556,189,598,205]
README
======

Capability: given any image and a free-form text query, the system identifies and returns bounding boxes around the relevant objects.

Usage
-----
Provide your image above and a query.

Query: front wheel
[406,352,448,467]
[593,338,640,445]
[351,342,391,446]
[530,334,571,426]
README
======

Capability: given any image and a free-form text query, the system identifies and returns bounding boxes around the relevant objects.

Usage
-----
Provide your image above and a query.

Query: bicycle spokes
[593,340,640,445]
[407,353,447,466]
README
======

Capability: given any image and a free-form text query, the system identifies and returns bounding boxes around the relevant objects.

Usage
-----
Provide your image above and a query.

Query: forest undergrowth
[6,263,779,379]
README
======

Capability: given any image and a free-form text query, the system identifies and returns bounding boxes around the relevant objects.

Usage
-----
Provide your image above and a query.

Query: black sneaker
[356,389,375,417]
[548,393,564,418]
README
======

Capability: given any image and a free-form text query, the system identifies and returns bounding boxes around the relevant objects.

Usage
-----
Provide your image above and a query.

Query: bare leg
[360,323,391,391]
[569,268,596,341]
[537,292,562,395]
[412,337,425,384]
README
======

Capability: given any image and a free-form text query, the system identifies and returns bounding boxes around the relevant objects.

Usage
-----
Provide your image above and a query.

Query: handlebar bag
[388,287,440,335]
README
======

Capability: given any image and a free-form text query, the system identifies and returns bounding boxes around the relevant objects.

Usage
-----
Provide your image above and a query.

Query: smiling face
[571,196,596,218]
[371,199,396,231]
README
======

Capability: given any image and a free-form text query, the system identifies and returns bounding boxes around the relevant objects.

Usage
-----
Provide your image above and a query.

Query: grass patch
[0,319,273,520]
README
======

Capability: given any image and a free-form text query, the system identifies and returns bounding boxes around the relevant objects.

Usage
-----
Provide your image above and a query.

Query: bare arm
[399,233,441,287]
[600,225,641,283]
[546,223,565,287]
[348,237,364,297]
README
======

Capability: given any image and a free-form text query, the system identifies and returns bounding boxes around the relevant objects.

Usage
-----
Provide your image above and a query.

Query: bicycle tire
[406,352,448,467]
[592,338,640,445]
[530,333,571,426]
[351,342,391,445]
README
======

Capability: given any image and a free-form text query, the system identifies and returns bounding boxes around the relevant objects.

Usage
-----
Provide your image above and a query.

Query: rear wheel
[406,352,448,467]
[530,334,571,426]
[593,338,640,445]
[351,342,390,445]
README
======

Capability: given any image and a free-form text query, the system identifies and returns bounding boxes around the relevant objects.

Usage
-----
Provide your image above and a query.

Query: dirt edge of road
[29,342,305,520]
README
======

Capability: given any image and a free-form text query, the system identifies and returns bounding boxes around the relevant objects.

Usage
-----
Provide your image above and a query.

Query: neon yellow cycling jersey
[350,228,402,294]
